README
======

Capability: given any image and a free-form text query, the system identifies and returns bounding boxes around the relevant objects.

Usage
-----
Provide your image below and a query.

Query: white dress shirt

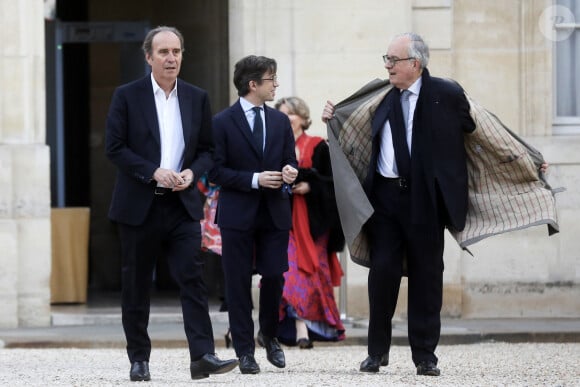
[151,74,185,186]
[376,77,422,177]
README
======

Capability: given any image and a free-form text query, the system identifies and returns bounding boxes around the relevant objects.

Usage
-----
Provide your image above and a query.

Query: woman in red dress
[275,97,345,349]
[197,175,221,256]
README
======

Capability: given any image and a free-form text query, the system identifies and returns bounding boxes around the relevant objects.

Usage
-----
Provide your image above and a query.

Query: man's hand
[153,168,193,191]
[258,171,284,189]
[321,100,335,123]
[154,168,183,189]
[282,164,298,184]
[292,181,310,195]
[174,168,194,191]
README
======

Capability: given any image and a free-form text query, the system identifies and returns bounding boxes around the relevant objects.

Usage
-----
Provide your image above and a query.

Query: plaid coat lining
[327,79,560,267]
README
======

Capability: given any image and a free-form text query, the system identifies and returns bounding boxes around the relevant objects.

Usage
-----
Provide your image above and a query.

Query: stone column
[0,0,51,328]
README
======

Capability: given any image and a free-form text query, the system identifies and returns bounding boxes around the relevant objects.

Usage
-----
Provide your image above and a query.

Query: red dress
[197,178,221,255]
[278,133,345,343]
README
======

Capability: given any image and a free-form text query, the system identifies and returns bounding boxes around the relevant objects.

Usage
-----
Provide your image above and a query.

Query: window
[554,0,580,134]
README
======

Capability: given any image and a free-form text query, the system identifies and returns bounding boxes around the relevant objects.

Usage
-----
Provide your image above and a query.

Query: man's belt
[154,187,173,196]
[376,174,409,189]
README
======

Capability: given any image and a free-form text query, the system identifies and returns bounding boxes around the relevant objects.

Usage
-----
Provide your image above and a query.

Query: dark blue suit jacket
[365,69,475,230]
[210,100,297,231]
[105,75,213,225]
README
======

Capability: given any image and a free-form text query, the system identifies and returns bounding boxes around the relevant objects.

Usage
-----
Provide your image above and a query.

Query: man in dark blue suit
[210,55,298,374]
[105,25,237,382]
[322,33,476,377]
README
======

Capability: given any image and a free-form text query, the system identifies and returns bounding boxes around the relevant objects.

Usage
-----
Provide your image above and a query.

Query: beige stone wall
[229,0,411,132]
[1,0,577,327]
[232,0,580,319]
[450,0,579,318]
[0,0,51,328]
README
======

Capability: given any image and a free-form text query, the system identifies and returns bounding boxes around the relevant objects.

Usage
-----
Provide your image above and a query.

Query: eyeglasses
[382,55,415,66]
[261,75,278,82]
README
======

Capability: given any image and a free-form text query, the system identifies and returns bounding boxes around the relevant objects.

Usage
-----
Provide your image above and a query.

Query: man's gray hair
[142,26,184,56]
[394,32,429,69]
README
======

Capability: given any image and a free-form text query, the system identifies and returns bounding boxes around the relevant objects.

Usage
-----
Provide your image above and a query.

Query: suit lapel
[138,76,161,146]
[411,69,434,158]
[371,92,392,138]
[263,105,275,156]
[410,69,437,211]
[231,101,263,157]
[177,79,192,151]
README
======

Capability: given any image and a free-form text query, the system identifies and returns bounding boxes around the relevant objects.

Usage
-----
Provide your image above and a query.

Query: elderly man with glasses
[323,32,475,377]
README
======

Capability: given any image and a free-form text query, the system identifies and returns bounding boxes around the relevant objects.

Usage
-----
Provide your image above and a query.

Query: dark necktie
[390,89,411,178]
[252,106,263,155]
[401,89,411,129]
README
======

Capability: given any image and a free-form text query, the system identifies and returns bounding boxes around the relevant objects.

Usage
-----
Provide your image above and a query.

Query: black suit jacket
[210,100,297,231]
[105,75,214,225]
[364,69,475,230]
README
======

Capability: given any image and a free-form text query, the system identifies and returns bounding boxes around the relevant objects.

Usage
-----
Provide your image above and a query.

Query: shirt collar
[405,77,422,96]
[240,97,263,113]
[150,73,178,96]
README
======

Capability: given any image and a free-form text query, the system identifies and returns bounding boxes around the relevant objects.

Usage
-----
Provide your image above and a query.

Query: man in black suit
[105,25,237,382]
[322,32,475,376]
[210,55,298,374]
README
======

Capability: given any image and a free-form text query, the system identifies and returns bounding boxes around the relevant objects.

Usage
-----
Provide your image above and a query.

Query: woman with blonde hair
[275,96,345,348]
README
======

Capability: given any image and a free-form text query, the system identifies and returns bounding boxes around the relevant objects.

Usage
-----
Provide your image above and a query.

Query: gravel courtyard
[1,343,578,386]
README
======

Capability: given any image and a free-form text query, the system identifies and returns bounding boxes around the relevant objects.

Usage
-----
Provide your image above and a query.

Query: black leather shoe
[359,354,389,373]
[224,328,232,349]
[416,361,440,376]
[257,331,286,368]
[381,354,389,366]
[190,353,238,380]
[297,338,313,349]
[130,360,151,381]
[239,354,260,374]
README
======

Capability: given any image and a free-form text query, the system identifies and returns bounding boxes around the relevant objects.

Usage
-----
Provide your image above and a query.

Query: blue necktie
[401,89,411,129]
[252,106,263,155]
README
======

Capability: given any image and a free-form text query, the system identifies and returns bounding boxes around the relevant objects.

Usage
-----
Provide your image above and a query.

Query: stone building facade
[0,0,51,327]
[1,0,578,328]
